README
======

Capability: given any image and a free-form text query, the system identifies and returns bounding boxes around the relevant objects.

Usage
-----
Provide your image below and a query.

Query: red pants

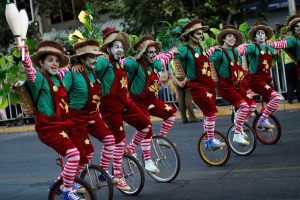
[100,96,152,143]
[69,110,112,164]
[35,114,77,158]
[188,80,218,116]
[218,79,256,107]
[248,79,274,101]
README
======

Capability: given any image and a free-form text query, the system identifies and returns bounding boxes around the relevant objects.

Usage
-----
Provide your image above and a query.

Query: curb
[1,102,300,134]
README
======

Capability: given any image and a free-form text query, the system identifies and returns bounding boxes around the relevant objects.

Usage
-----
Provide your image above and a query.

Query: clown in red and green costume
[209,25,256,146]
[20,41,82,199]
[62,40,119,186]
[123,35,177,170]
[174,19,225,149]
[92,27,158,188]
[268,15,300,101]
[238,22,281,130]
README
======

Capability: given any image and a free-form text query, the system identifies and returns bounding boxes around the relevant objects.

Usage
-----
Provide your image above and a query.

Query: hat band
[37,46,64,55]
[103,32,119,45]
[75,45,100,55]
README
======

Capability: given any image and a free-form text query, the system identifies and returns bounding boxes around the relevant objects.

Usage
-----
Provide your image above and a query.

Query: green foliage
[239,22,249,42]
[0,50,26,108]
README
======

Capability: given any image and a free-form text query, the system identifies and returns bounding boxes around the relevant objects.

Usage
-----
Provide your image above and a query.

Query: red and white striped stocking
[100,135,115,171]
[205,113,217,139]
[141,138,152,161]
[262,91,280,118]
[61,148,80,192]
[234,102,250,134]
[160,112,176,137]
[112,139,125,176]
[127,125,150,152]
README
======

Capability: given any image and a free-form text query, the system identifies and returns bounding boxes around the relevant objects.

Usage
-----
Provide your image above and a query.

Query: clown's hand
[170,46,179,54]
[72,64,83,73]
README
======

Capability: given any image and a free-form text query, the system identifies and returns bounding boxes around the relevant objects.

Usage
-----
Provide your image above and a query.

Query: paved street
[0,110,300,200]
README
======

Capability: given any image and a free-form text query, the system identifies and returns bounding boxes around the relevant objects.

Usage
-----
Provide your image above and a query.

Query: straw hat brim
[31,51,69,68]
[287,18,300,32]
[134,41,162,59]
[180,23,209,38]
[217,29,243,47]
[248,25,273,42]
[101,32,130,53]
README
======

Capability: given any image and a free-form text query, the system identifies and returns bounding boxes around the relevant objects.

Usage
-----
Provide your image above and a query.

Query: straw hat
[180,19,209,38]
[248,22,273,42]
[72,40,102,59]
[133,35,162,59]
[217,25,243,47]
[31,41,69,67]
[101,27,130,53]
[286,14,300,32]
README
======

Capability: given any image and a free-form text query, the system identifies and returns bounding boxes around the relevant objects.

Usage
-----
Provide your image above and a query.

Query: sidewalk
[1,102,300,134]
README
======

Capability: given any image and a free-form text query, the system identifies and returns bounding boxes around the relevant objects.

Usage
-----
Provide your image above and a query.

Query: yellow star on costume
[165,104,172,111]
[263,60,269,69]
[120,76,127,89]
[265,84,271,90]
[120,126,123,131]
[202,68,207,75]
[203,62,209,69]
[206,92,213,98]
[84,139,90,145]
[149,81,159,96]
[246,94,252,99]
[59,131,69,138]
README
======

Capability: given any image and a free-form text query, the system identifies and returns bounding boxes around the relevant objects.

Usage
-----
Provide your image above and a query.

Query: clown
[62,40,119,185]
[174,19,225,149]
[123,35,177,173]
[19,41,82,200]
[209,25,256,146]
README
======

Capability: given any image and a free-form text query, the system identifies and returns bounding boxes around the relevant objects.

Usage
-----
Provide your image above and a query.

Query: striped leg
[100,135,115,171]
[61,148,80,192]
[205,113,217,139]
[262,91,280,118]
[141,138,152,161]
[248,104,257,118]
[234,102,250,134]
[126,125,150,153]
[160,112,176,137]
[75,152,94,177]
[113,139,125,176]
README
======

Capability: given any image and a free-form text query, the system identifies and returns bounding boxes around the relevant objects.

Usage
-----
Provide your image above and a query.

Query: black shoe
[182,120,189,124]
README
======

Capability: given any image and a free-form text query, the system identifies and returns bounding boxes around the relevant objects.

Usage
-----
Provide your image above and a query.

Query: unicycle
[143,135,180,183]
[253,98,281,144]
[227,123,257,156]
[198,131,231,166]
[114,153,145,196]
[80,163,114,200]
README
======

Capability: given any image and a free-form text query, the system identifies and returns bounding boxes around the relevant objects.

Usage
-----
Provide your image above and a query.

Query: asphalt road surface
[0,110,299,200]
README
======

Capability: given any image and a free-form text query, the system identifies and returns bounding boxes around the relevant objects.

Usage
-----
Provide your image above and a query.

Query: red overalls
[130,59,176,138]
[35,72,77,157]
[247,43,274,100]
[218,48,255,107]
[100,59,151,143]
[186,45,218,116]
[68,70,112,164]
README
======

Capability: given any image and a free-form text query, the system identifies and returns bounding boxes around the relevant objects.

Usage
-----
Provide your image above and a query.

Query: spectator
[170,59,199,123]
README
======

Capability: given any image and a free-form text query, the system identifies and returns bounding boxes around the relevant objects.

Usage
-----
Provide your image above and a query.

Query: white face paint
[81,54,98,70]
[144,46,157,63]
[255,29,266,44]
[108,40,124,61]
[39,54,60,75]
[223,33,236,47]
[293,22,300,36]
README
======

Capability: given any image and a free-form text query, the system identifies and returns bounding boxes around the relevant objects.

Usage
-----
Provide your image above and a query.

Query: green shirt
[63,70,97,110]
[245,43,275,74]
[125,58,163,96]
[94,57,115,97]
[209,48,242,79]
[28,71,61,117]
[174,45,203,80]
[286,37,300,61]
